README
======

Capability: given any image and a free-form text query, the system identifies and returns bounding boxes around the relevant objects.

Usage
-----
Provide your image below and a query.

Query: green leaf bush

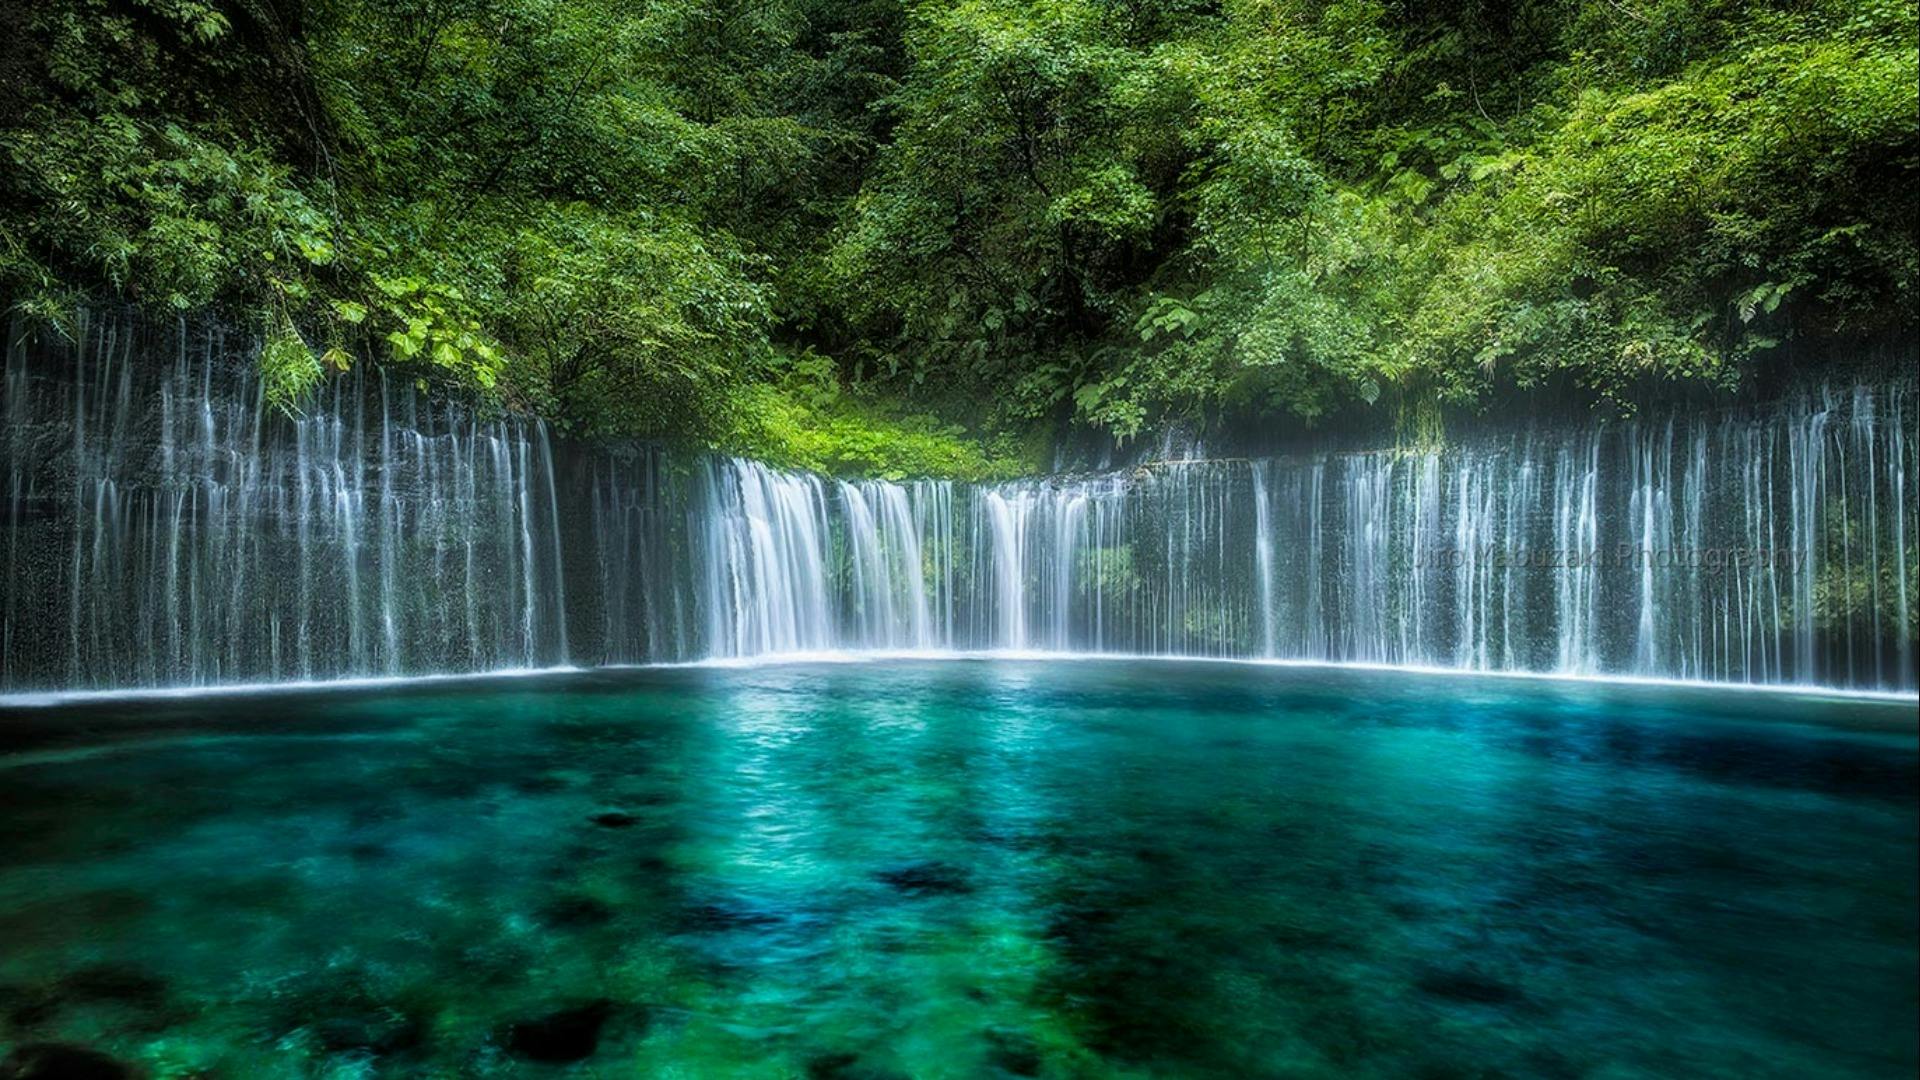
[2,0,1912,473]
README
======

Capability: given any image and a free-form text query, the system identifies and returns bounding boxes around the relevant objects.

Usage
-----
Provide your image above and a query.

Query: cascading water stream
[5,314,573,688]
[4,316,1915,694]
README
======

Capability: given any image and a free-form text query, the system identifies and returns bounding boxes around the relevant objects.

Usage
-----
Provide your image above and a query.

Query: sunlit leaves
[259,313,324,416]
[2,0,1913,468]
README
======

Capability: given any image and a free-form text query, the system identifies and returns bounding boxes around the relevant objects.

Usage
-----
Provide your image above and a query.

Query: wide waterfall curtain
[5,317,1915,693]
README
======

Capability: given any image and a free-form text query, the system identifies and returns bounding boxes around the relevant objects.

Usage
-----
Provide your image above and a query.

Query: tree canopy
[3,0,1914,475]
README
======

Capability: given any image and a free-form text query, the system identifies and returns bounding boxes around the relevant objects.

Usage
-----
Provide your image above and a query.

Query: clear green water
[0,661,1914,1079]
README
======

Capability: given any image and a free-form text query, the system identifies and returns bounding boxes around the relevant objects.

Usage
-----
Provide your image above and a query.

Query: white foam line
[0,666,583,708]
[2,654,1913,708]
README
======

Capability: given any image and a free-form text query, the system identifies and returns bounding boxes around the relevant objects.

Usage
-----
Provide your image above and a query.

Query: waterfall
[685,459,956,657]
[700,458,832,657]
[4,314,572,689]
[1250,460,1276,657]
[837,478,935,649]
[1554,437,1600,673]
[4,317,1915,694]
[982,490,1031,649]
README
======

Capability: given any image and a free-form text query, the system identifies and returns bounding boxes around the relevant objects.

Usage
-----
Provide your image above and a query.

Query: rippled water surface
[1,661,1914,1078]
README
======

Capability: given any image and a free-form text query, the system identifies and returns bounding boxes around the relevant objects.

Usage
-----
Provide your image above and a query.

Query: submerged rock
[676,898,787,932]
[502,1000,615,1063]
[57,967,167,1010]
[269,973,434,1061]
[2,991,56,1031]
[806,1052,862,1079]
[633,854,675,876]
[1415,969,1524,1006]
[3,966,171,1033]
[515,774,573,794]
[311,1007,425,1057]
[539,895,616,928]
[985,1029,1042,1076]
[874,861,973,897]
[0,1043,136,1080]
[806,1051,910,1080]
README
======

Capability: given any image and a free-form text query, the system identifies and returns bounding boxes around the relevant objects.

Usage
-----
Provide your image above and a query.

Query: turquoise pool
[1,661,1914,1077]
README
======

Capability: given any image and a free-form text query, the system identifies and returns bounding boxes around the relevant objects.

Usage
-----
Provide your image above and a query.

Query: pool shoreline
[4,651,1915,709]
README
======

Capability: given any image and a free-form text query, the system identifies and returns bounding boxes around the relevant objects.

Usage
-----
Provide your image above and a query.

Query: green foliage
[1392,10,1919,408]
[721,350,1038,479]
[827,0,1915,438]
[1,0,1914,473]
[489,205,772,438]
[370,276,503,390]
[259,314,324,416]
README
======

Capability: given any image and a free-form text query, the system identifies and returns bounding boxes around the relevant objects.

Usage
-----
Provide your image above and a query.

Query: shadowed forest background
[3,0,1914,478]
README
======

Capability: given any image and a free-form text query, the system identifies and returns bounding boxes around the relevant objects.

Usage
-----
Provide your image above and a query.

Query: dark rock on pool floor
[874,861,973,896]
[515,774,573,794]
[805,1051,906,1080]
[310,1007,425,1057]
[633,854,675,875]
[1415,969,1525,1007]
[0,1043,136,1080]
[3,966,171,1032]
[677,898,789,932]
[985,1029,1042,1075]
[539,894,617,928]
[502,1000,617,1063]
[55,967,168,1010]
[805,1051,862,1078]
